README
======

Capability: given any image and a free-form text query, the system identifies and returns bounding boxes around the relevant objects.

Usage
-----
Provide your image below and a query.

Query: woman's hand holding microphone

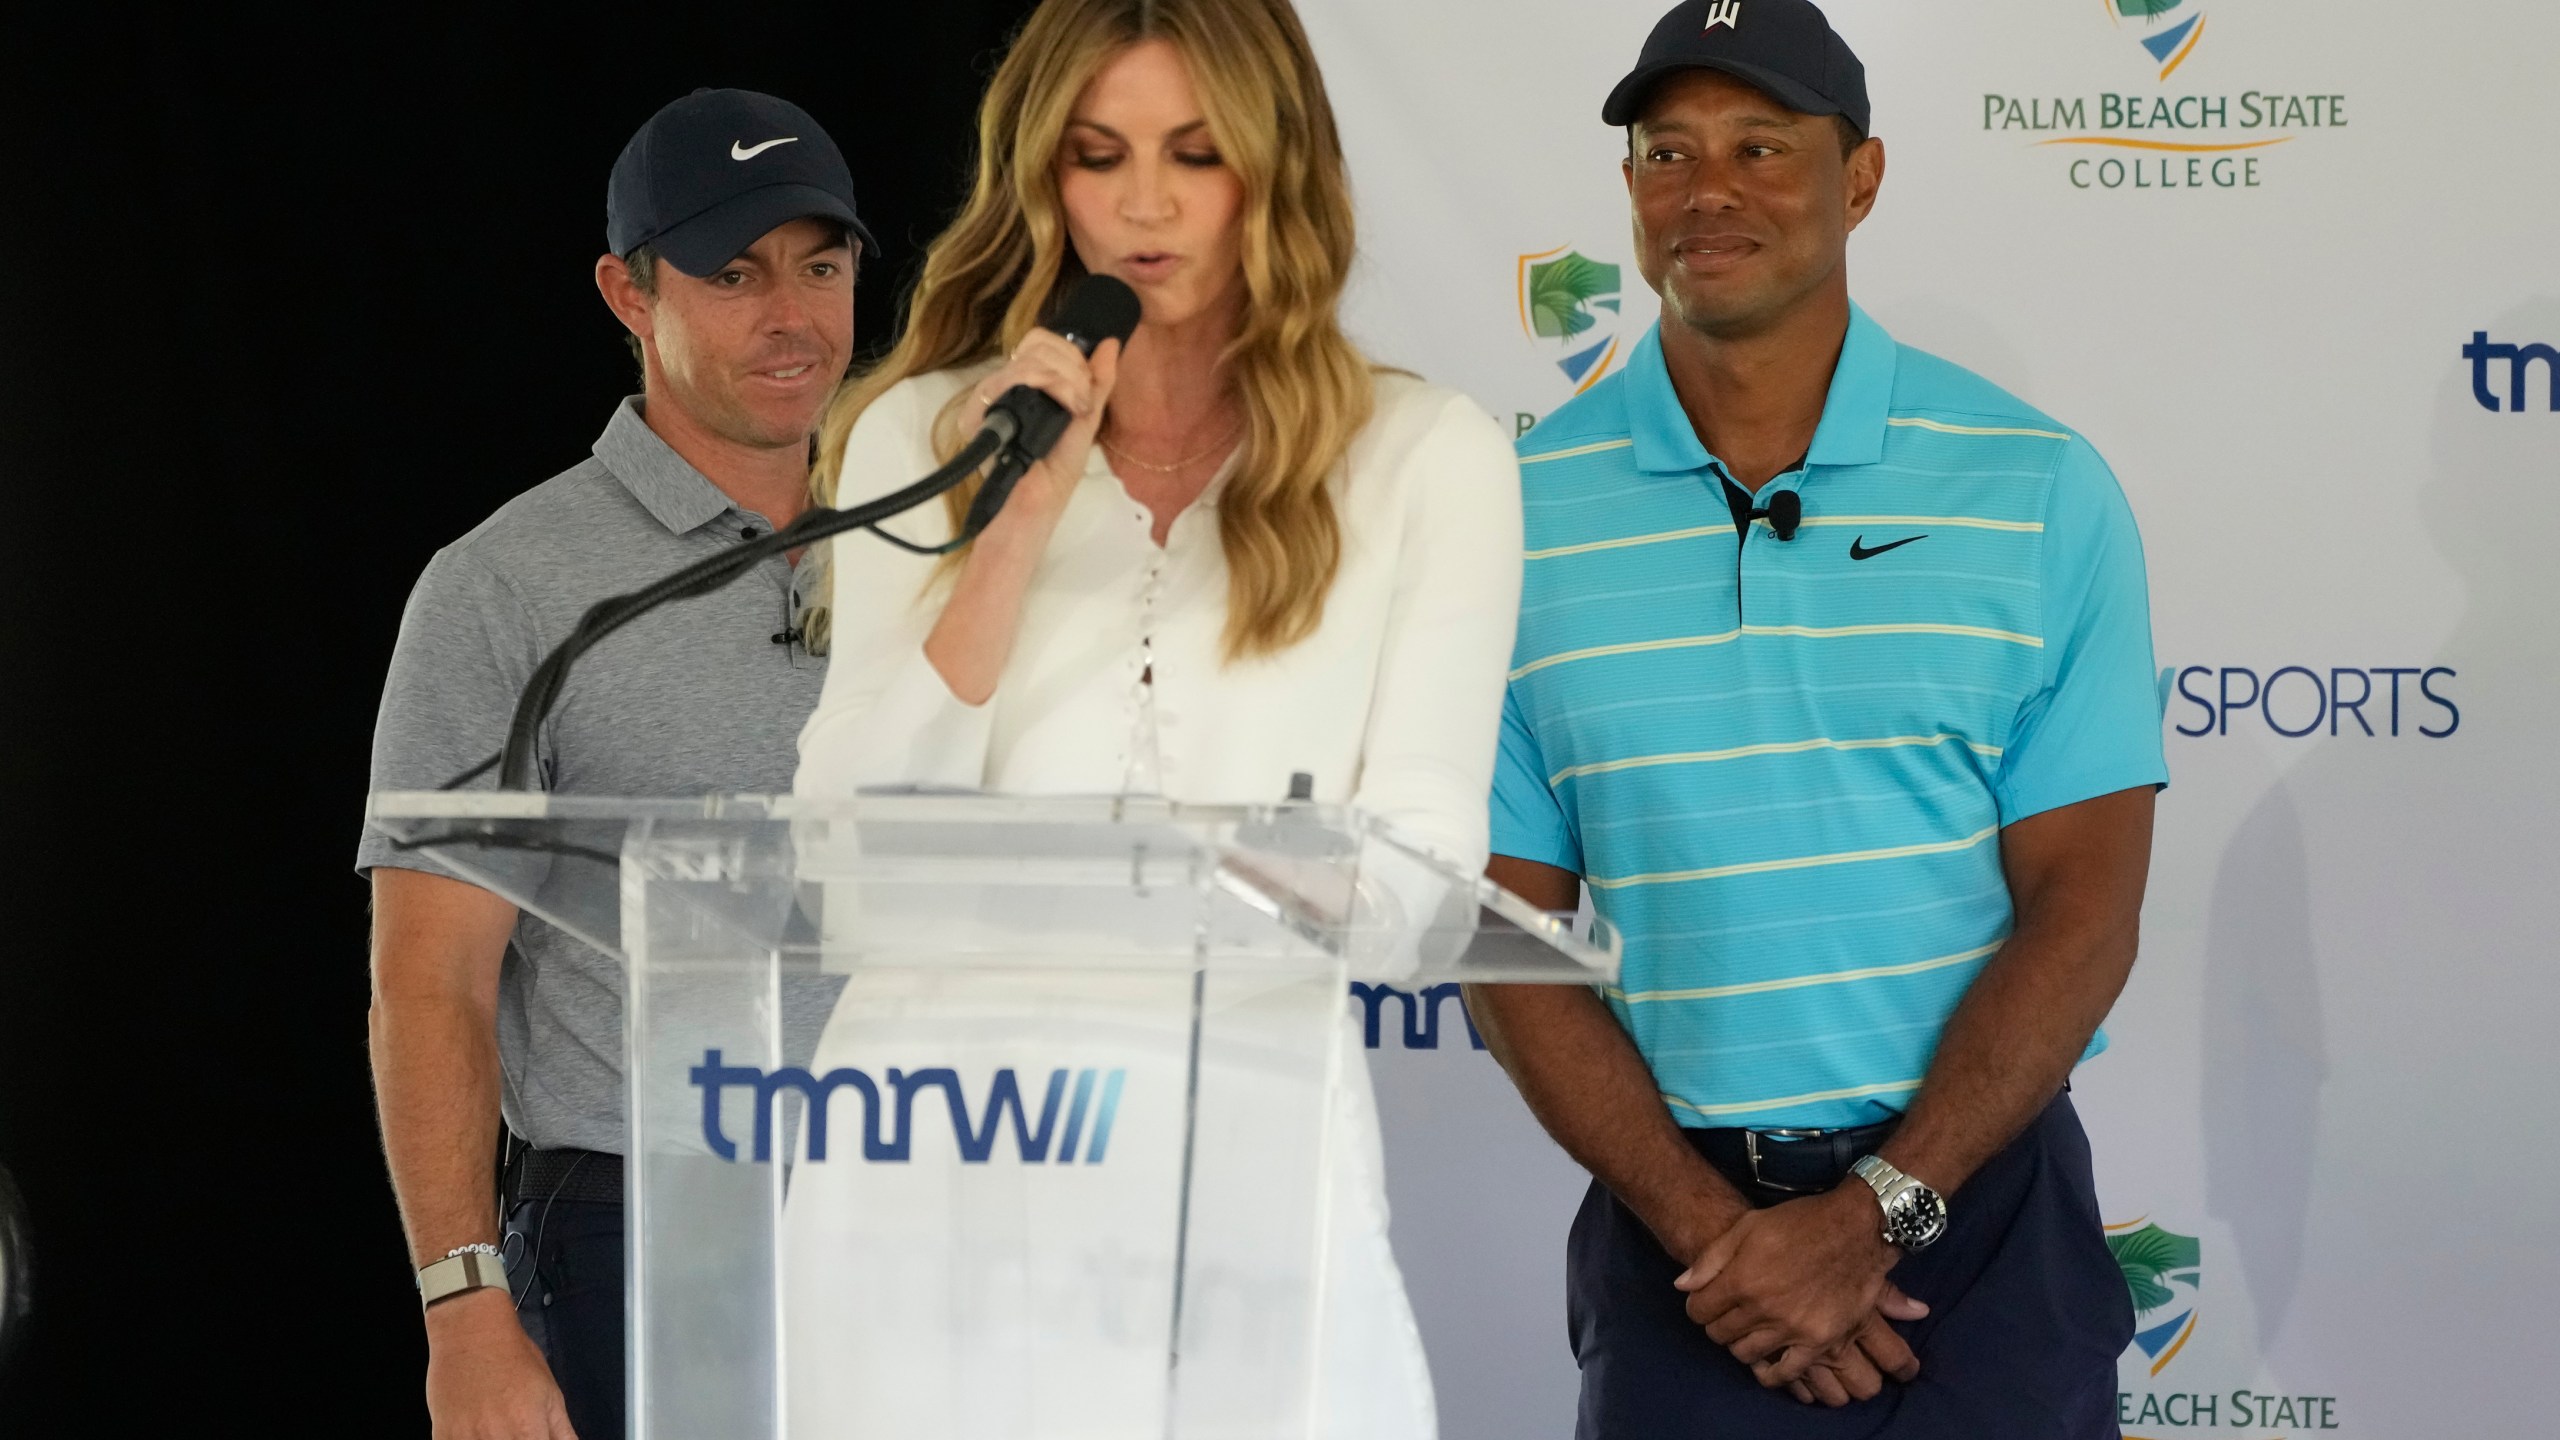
[925,304,1128,706]
[953,329,1124,552]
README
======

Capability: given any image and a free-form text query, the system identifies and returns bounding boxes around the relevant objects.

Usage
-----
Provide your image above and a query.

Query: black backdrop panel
[0,4,1036,1427]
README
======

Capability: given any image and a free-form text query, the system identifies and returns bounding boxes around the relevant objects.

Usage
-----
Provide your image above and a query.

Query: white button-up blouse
[795,364,1524,870]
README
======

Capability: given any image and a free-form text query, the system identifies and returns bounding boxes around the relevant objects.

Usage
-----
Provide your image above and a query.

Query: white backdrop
[1310,1,2560,1434]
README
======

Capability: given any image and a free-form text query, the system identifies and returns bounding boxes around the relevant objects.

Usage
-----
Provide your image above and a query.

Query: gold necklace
[1100,419,1244,474]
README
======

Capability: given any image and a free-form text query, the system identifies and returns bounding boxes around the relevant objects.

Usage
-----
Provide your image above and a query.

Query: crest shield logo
[2109,0,2208,80]
[1517,246,1625,395]
[2105,1218,2202,1375]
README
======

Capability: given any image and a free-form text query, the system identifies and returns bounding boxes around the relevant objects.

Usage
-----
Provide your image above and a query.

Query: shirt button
[740,526,763,540]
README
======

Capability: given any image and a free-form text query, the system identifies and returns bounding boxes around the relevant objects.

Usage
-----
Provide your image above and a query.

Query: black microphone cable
[492,426,1004,790]
[488,274,1144,791]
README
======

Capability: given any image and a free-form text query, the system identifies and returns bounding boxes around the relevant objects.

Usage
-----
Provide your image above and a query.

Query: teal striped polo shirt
[1490,304,2167,1131]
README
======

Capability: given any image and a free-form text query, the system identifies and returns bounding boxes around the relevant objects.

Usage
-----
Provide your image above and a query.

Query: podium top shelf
[366,791,1618,985]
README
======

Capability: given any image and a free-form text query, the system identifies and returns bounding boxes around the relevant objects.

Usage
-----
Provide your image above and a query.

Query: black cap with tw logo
[606,88,878,277]
[1601,0,1870,135]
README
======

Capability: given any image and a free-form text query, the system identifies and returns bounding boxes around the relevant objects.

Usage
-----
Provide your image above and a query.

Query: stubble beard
[1664,248,1840,346]
[680,370,827,455]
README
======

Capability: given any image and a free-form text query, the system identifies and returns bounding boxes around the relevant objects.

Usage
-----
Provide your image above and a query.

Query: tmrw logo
[689,1050,1125,1165]
[2463,330,2560,412]
[1351,983,1485,1051]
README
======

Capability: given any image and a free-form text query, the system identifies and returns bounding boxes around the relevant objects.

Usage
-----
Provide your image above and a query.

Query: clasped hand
[1675,1183,1928,1406]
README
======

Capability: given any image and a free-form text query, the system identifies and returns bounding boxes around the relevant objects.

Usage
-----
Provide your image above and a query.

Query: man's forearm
[1880,788,2154,1197]
[368,870,567,1431]
[1465,981,1749,1262]
[370,992,508,1268]
[1875,920,2133,1198]
[369,867,522,1272]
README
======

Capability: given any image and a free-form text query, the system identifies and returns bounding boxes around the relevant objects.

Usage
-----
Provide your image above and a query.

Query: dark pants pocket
[504,1198,625,1440]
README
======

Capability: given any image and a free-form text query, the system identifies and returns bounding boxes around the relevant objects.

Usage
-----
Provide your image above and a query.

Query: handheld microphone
[964,274,1145,538]
[487,276,1141,790]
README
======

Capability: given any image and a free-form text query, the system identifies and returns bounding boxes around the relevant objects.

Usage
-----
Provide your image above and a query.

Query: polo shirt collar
[1626,324,1711,475]
[594,396,742,535]
[1623,301,1900,475]
[1806,302,1896,469]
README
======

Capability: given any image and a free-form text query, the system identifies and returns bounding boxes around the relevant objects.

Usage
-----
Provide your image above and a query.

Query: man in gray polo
[359,89,870,1440]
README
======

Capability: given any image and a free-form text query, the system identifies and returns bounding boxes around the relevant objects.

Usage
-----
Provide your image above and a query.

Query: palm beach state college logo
[1980,2,2349,192]
[2106,1216,2202,1375]
[2110,0,2208,81]
[1517,246,1625,396]
[2106,1215,2347,1434]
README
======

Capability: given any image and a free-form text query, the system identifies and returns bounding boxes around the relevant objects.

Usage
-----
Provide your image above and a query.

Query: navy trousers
[503,1198,625,1440]
[1567,1095,2132,1438]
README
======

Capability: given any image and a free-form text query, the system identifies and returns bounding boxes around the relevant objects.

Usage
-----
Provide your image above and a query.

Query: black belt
[1691,1116,1900,1199]
[507,1146,624,1208]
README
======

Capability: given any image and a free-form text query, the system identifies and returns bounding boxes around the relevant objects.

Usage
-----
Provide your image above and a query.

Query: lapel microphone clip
[1753,489,1803,542]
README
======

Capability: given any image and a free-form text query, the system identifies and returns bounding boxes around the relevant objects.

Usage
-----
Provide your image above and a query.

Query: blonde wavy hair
[805,0,1370,660]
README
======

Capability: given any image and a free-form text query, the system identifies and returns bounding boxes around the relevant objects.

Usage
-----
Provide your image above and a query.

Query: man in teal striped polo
[1470,2,2164,1434]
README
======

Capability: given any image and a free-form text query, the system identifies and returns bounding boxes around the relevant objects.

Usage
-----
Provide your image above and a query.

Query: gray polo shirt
[358,397,827,1154]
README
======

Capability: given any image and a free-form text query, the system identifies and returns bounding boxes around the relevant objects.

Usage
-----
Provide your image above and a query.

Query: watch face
[1890,1186,1949,1249]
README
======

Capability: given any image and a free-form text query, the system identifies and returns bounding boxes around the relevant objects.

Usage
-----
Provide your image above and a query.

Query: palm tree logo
[2104,1218,2202,1375]
[2107,0,2209,81]
[1517,246,1625,394]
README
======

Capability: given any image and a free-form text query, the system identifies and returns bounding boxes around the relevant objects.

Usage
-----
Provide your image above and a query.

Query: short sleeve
[354,545,553,892]
[1489,681,1583,872]
[1993,439,2170,824]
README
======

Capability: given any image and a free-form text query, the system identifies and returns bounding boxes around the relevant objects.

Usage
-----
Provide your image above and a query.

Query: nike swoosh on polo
[1848,535,1927,560]
[731,137,799,161]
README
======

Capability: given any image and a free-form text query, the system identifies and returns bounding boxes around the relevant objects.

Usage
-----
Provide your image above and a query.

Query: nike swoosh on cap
[730,137,799,161]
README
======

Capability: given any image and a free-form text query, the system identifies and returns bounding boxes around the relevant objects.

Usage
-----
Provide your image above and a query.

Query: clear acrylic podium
[367,791,1616,1440]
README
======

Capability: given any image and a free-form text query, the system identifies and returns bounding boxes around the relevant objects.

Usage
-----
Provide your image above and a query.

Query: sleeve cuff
[1995,764,2169,828]
[1488,821,1582,876]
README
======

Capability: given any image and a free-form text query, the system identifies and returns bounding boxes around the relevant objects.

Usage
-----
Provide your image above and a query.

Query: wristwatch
[417,1246,510,1310]
[1850,1155,1949,1252]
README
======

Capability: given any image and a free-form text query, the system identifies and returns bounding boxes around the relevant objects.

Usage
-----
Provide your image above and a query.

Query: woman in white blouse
[787,0,1519,1434]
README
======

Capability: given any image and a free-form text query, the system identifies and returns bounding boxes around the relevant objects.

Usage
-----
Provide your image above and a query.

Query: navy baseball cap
[606,88,877,277]
[1601,0,1870,135]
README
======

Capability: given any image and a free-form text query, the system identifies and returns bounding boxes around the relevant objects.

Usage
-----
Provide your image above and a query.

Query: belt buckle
[1742,1127,1834,1194]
